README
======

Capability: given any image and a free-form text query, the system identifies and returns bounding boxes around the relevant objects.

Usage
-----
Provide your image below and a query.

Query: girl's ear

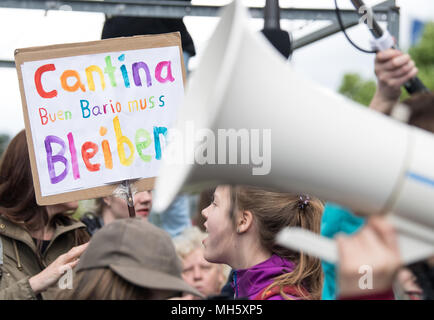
[237,210,253,234]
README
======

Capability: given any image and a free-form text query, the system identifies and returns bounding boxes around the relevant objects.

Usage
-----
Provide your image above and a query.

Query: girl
[0,130,89,299]
[201,185,324,300]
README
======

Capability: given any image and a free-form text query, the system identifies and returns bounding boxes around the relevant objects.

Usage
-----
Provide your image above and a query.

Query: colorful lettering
[153,126,168,160]
[132,62,152,87]
[35,64,57,99]
[135,129,152,162]
[67,132,80,179]
[149,96,155,109]
[45,135,68,184]
[80,99,90,118]
[155,61,175,83]
[85,65,106,91]
[159,95,165,107]
[100,126,113,169]
[118,54,130,88]
[81,141,100,172]
[33,54,177,96]
[113,116,134,166]
[39,108,48,125]
[104,55,117,87]
[60,70,86,93]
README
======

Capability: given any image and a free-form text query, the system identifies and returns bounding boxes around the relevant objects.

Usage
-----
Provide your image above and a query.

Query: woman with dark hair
[0,130,89,299]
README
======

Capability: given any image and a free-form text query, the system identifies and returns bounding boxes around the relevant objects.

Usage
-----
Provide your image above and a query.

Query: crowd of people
[0,3,433,301]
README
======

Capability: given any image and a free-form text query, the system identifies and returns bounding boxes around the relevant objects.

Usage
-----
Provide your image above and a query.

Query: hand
[29,242,88,294]
[395,268,423,299]
[336,216,401,298]
[370,49,418,113]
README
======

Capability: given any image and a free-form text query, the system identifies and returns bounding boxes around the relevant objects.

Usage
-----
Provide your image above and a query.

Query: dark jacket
[80,212,104,236]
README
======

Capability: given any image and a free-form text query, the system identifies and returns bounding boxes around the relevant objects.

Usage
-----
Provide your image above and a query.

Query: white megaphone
[154,0,433,264]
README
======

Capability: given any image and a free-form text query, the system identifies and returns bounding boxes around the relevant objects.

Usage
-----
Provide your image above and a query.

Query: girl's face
[133,191,152,218]
[104,196,129,220]
[201,185,237,265]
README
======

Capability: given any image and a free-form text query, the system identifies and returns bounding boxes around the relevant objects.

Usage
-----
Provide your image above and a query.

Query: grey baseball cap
[77,217,203,298]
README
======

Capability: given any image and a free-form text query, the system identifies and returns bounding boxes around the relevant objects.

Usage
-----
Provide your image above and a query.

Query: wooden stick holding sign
[14,33,187,205]
[124,180,136,218]
[112,179,137,218]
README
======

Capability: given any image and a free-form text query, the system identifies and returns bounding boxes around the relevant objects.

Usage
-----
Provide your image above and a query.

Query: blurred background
[0,0,433,154]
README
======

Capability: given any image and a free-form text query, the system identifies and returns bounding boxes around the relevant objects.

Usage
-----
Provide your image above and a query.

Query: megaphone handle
[404,77,430,95]
[276,227,339,264]
[276,227,433,266]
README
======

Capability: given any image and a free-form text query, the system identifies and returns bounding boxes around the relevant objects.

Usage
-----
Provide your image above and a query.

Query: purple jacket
[232,254,298,300]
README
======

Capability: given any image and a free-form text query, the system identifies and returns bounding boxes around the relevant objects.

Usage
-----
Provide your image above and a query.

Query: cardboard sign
[15,33,186,205]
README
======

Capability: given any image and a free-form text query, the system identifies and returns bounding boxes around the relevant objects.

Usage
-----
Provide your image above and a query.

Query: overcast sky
[0,0,433,136]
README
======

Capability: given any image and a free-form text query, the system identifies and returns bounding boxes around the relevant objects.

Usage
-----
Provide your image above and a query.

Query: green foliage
[418,65,434,92]
[338,22,434,104]
[73,199,97,220]
[338,73,376,106]
[409,23,434,68]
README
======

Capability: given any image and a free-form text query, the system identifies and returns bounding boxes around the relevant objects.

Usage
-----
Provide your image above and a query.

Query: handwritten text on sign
[21,46,183,196]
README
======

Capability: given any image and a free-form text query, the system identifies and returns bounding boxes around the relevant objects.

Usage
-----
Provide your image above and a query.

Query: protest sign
[15,33,185,205]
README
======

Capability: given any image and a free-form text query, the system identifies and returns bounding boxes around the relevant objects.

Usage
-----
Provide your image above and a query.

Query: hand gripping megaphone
[154,0,433,264]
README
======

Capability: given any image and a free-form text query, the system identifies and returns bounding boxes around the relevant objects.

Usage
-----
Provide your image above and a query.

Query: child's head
[173,226,229,298]
[201,185,324,299]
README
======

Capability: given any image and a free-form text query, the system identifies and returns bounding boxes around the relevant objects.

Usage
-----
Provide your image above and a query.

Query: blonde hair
[232,185,324,300]
[173,226,207,259]
[173,226,230,286]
